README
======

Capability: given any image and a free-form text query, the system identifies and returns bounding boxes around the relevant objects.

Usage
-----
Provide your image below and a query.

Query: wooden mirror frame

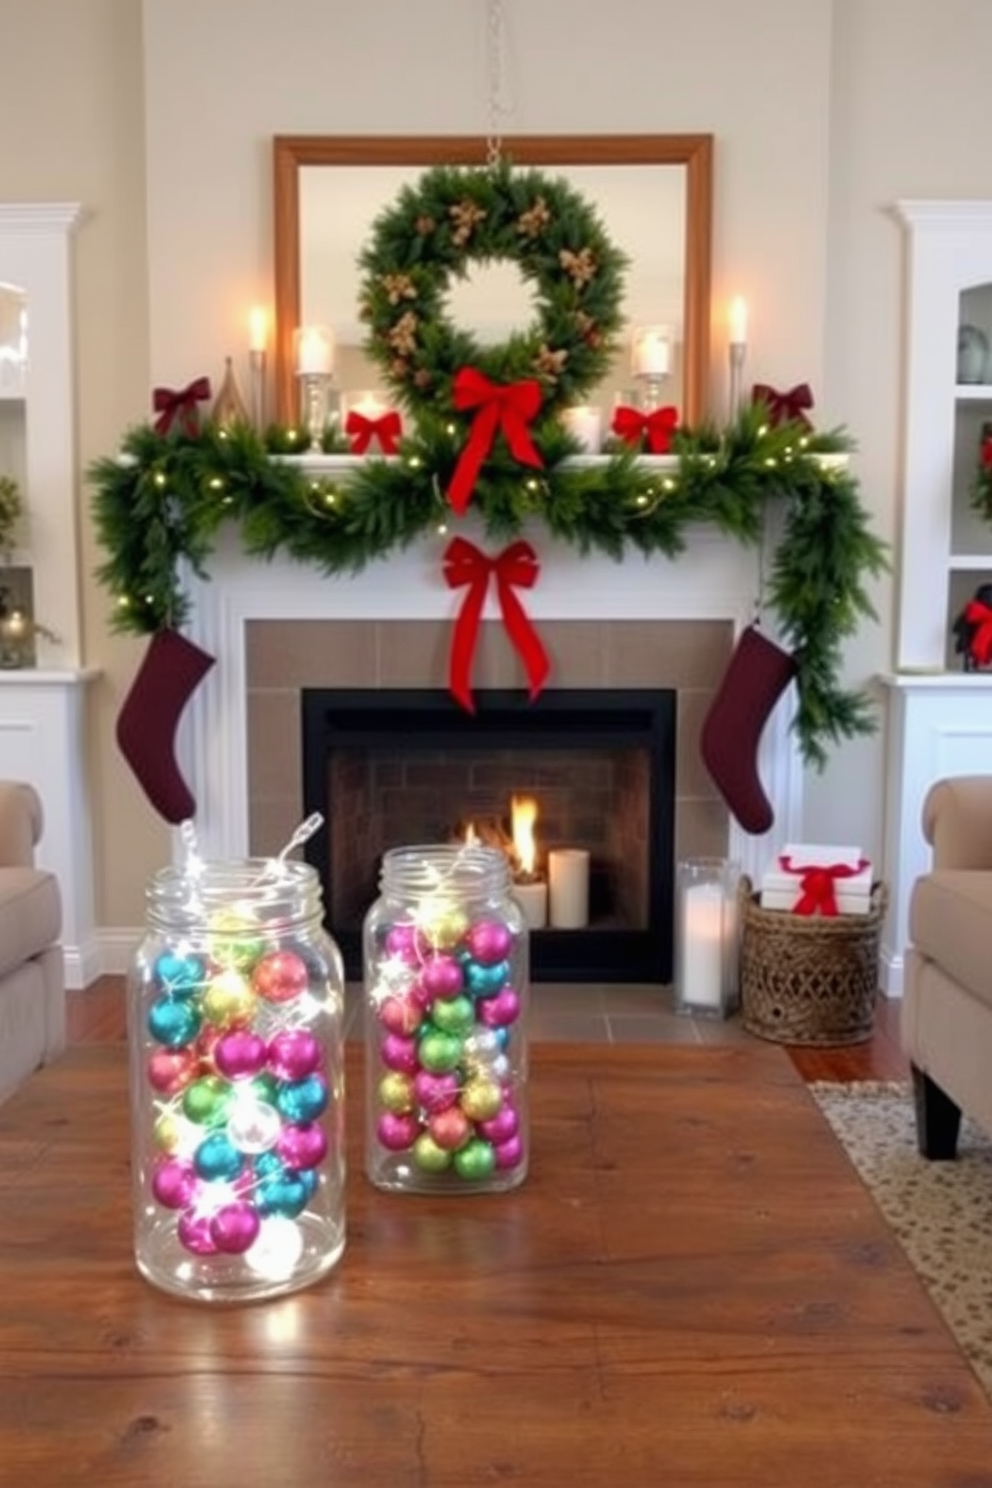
[272,133,713,427]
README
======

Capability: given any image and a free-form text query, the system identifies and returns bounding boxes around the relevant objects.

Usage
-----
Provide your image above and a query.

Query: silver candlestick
[249,349,267,432]
[298,371,333,450]
[728,341,747,418]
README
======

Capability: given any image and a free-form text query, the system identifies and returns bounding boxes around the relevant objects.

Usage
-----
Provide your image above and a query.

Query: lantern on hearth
[127,857,346,1302]
[363,843,529,1195]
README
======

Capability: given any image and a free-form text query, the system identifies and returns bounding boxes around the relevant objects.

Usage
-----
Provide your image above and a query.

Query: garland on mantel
[89,402,888,770]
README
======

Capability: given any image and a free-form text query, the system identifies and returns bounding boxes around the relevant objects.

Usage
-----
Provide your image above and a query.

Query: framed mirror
[272,133,713,430]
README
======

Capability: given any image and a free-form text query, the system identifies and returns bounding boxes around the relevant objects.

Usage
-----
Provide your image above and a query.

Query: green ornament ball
[419,1030,463,1073]
[413,1133,452,1173]
[453,1137,496,1182]
[430,994,475,1037]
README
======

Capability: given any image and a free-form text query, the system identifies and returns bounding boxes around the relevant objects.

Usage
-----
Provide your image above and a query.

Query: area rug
[810,1080,992,1399]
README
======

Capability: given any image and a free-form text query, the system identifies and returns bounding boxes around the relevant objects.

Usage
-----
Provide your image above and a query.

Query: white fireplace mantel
[180,522,804,889]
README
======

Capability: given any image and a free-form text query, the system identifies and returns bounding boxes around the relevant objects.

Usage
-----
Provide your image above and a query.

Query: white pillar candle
[513,880,548,930]
[248,306,268,354]
[728,296,748,348]
[631,325,672,379]
[295,325,335,376]
[548,849,590,929]
[561,405,603,453]
[680,882,725,1009]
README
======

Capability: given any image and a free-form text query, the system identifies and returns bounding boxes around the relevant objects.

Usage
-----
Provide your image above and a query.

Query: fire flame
[511,795,538,878]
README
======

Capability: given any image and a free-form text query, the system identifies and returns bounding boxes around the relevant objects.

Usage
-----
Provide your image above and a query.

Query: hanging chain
[485,0,510,169]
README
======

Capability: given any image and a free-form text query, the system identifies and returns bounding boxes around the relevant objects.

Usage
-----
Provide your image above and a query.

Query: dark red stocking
[116,628,216,824]
[699,624,797,835]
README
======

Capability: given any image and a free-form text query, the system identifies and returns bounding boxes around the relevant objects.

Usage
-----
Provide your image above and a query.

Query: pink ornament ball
[209,1201,262,1254]
[267,1029,322,1083]
[478,988,522,1028]
[494,1134,524,1170]
[214,1029,269,1080]
[419,954,464,1001]
[384,923,419,962]
[477,1105,519,1145]
[177,1210,219,1255]
[147,1046,198,1096]
[377,1111,422,1152]
[466,919,513,966]
[380,1033,420,1075]
[252,949,310,1004]
[413,1069,460,1114]
[277,1121,328,1170]
[379,994,423,1036]
[151,1157,199,1209]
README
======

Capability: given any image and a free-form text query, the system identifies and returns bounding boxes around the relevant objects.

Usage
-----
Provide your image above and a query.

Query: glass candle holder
[363,843,529,1195]
[127,858,346,1303]
[673,857,740,1019]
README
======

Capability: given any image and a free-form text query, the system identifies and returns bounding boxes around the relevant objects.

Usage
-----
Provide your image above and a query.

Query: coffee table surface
[2,1041,991,1486]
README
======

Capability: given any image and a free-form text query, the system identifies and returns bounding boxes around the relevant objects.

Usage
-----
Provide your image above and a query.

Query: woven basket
[738,874,887,1047]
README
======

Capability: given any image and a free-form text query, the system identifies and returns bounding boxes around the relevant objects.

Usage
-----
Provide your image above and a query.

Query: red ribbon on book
[752,383,814,429]
[443,536,550,714]
[963,600,992,666]
[611,404,679,454]
[778,854,870,916]
[152,377,212,437]
[345,409,402,455]
[446,368,544,516]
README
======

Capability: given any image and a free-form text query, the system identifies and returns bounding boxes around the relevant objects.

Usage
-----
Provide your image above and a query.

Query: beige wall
[3,0,992,932]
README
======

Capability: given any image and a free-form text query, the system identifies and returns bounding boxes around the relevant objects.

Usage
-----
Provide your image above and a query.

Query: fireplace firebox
[301,688,676,983]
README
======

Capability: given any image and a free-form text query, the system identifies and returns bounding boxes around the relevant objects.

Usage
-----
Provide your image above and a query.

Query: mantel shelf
[270,451,850,478]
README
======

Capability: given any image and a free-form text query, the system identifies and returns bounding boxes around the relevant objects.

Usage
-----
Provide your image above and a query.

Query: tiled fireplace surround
[180,526,803,983]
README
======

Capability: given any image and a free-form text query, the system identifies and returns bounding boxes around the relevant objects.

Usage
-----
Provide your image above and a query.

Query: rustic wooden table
[1,1041,990,1486]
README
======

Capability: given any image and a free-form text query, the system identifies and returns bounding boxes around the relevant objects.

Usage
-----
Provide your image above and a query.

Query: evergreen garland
[89,404,888,768]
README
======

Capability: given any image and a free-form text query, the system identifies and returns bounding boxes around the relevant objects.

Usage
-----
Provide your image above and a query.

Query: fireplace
[301,687,676,983]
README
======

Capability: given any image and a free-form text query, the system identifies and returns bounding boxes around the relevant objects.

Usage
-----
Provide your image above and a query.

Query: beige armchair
[0,782,64,1103]
[903,776,992,1158]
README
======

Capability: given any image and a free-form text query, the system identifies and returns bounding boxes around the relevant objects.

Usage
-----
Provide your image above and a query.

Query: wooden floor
[68,975,910,1083]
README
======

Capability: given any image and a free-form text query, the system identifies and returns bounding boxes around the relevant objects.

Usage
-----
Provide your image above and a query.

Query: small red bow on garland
[752,383,815,429]
[442,536,550,714]
[345,409,402,455]
[964,600,992,666]
[980,435,992,469]
[152,377,212,437]
[446,368,544,516]
[611,404,679,454]
[778,854,870,916]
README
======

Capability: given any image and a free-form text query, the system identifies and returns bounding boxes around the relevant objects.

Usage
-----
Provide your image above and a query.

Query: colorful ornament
[418,1030,463,1073]
[379,1071,416,1113]
[148,997,202,1049]
[460,1077,503,1123]
[210,1201,261,1254]
[266,1029,322,1083]
[376,1111,421,1152]
[252,948,310,1004]
[464,958,511,998]
[413,1133,452,1172]
[453,1137,497,1182]
[465,919,513,965]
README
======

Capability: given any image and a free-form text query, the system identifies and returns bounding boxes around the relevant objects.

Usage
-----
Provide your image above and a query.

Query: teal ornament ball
[276,1073,329,1124]
[419,1030,463,1073]
[430,994,475,1037]
[464,959,510,998]
[194,1130,244,1182]
[154,950,206,999]
[257,1173,310,1218]
[148,997,202,1049]
[453,1137,497,1182]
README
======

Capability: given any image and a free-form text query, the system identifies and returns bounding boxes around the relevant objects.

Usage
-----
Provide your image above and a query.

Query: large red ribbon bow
[964,600,992,666]
[152,377,212,437]
[345,409,402,455]
[611,404,680,455]
[443,536,550,714]
[778,854,870,916]
[446,368,544,516]
[752,383,815,429]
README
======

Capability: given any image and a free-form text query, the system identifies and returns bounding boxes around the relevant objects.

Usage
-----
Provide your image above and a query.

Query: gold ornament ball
[203,967,256,1028]
[460,1076,503,1123]
[413,1132,452,1173]
[379,1071,415,1114]
[153,1111,183,1153]
[419,901,469,951]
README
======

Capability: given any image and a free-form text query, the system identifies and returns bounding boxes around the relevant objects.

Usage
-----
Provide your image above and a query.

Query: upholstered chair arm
[922,776,992,870]
[0,781,42,868]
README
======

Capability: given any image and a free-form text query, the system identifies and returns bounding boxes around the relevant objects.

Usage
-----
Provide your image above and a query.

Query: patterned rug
[810,1080,992,1399]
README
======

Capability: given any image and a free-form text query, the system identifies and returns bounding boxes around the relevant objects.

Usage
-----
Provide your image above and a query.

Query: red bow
[345,409,402,455]
[964,600,992,666]
[610,404,679,454]
[446,369,544,516]
[152,377,212,437]
[752,383,814,429]
[443,537,550,714]
[778,855,870,916]
[981,436,992,469]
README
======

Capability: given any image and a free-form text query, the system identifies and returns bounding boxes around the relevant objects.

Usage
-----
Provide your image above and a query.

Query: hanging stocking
[116,628,216,824]
[699,623,797,835]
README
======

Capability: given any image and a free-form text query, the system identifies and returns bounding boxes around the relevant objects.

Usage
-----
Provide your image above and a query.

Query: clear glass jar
[673,856,740,1019]
[127,858,346,1303]
[363,844,529,1194]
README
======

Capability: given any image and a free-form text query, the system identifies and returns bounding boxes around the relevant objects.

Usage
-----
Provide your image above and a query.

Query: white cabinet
[880,203,992,994]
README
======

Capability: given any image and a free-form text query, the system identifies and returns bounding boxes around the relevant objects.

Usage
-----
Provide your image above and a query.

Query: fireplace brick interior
[245,617,732,980]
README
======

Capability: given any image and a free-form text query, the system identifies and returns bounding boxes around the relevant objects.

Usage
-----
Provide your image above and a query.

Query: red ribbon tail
[496,574,550,701]
[447,404,498,516]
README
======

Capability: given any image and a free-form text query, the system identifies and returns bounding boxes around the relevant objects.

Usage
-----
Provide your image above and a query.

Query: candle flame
[511,795,539,878]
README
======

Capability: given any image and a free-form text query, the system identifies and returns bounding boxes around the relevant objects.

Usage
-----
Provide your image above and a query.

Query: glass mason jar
[363,844,529,1194]
[127,858,346,1303]
[673,856,740,1019]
